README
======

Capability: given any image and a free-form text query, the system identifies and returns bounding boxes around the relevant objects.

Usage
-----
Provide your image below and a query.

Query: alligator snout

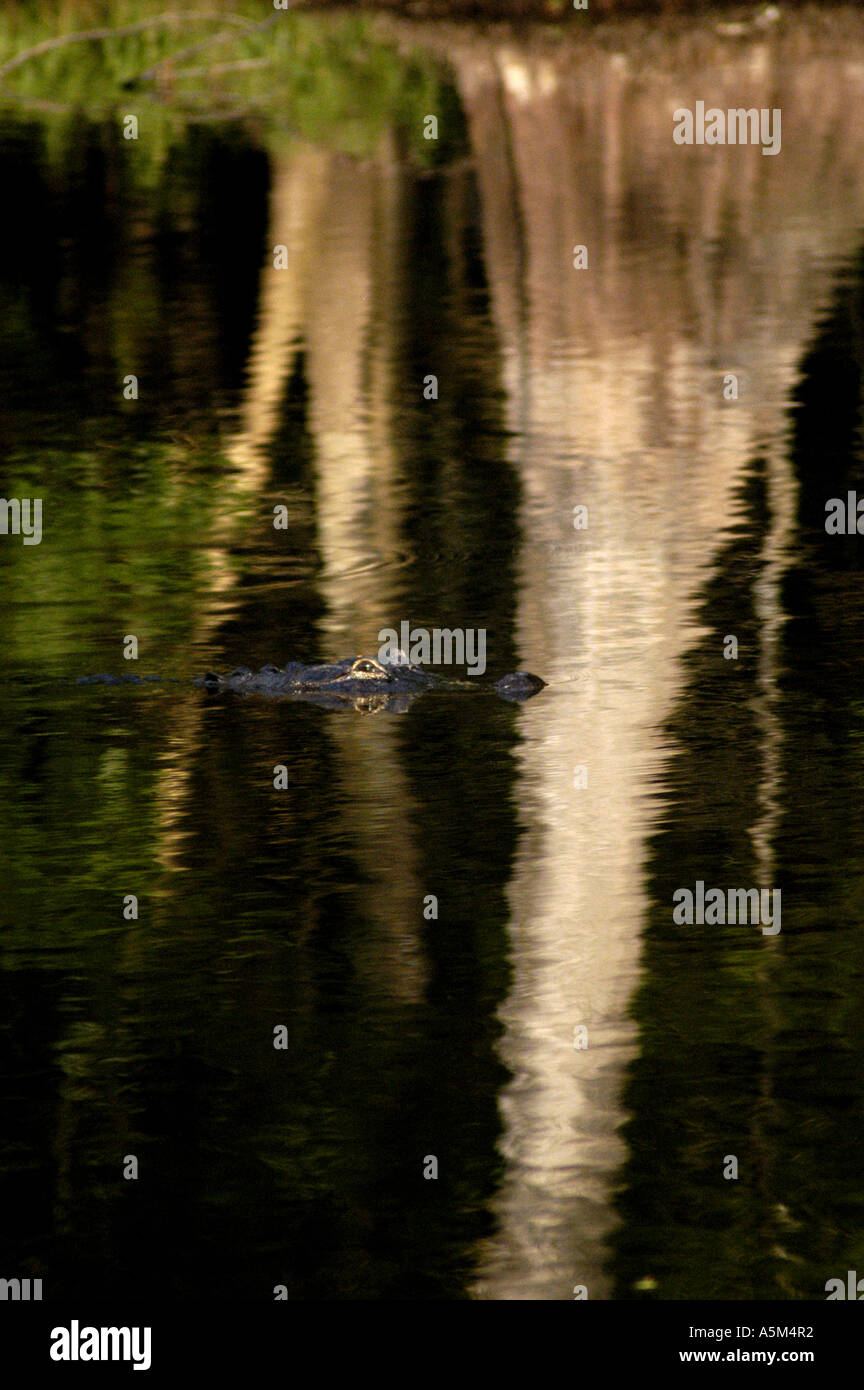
[492,671,547,701]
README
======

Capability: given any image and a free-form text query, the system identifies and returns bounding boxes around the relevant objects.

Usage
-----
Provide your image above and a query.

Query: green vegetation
[0,1,462,175]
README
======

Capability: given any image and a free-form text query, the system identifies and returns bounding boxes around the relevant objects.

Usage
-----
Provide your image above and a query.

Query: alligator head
[195,655,546,711]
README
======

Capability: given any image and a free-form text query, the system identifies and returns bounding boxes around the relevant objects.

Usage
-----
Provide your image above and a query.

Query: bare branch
[0,12,259,82]
[128,11,280,85]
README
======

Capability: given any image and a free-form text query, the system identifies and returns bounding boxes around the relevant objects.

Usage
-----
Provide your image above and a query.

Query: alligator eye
[352,659,382,676]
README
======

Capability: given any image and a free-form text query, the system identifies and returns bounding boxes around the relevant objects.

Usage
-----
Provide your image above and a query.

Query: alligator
[78,655,546,713]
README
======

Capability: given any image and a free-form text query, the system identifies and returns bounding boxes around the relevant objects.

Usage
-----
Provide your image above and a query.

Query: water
[2,9,864,1301]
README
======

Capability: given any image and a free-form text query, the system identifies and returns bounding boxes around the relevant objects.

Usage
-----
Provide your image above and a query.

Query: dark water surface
[2,11,864,1301]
